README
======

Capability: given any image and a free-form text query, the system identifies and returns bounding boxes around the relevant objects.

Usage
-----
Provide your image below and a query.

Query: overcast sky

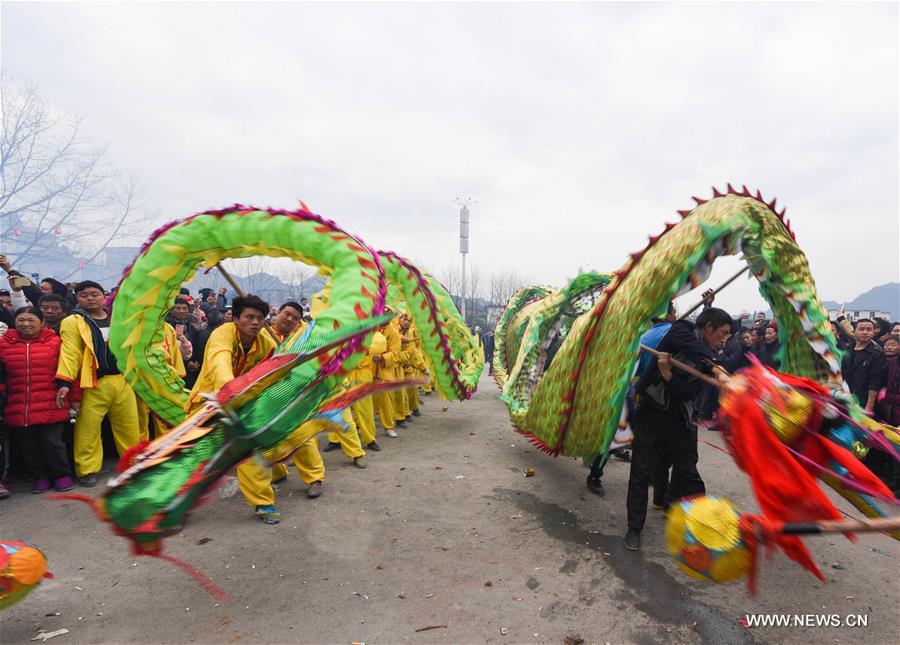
[3,2,897,314]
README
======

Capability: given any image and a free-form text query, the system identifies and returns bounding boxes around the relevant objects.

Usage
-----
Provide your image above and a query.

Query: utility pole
[453,198,476,324]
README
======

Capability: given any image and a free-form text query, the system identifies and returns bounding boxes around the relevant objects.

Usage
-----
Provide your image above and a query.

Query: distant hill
[189,270,327,306]
[821,282,899,321]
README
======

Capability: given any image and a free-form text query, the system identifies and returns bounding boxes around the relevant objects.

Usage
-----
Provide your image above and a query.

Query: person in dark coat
[624,307,732,551]
[756,321,781,369]
[841,318,887,415]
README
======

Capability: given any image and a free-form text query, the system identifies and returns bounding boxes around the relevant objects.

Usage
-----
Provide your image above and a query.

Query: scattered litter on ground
[31,629,69,641]
[414,625,448,633]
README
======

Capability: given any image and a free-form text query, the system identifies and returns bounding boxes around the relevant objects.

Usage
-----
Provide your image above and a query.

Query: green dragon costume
[55,205,482,557]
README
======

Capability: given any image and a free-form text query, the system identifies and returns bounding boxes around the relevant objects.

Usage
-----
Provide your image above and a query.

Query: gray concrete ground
[1,371,898,644]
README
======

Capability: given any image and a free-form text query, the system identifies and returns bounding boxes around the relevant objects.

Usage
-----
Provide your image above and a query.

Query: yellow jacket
[349,331,387,384]
[162,323,187,378]
[263,320,308,347]
[56,313,108,388]
[375,322,402,381]
[399,325,427,374]
[186,323,276,410]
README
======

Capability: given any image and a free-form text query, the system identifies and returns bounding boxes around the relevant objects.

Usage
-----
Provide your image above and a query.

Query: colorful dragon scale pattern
[95,206,481,550]
[495,272,613,431]
[109,207,481,429]
[494,188,843,459]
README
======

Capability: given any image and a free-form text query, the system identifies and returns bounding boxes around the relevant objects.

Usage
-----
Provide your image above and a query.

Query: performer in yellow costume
[136,322,186,440]
[398,313,428,419]
[186,295,281,523]
[55,281,140,486]
[373,312,403,437]
[267,301,366,500]
[347,330,386,450]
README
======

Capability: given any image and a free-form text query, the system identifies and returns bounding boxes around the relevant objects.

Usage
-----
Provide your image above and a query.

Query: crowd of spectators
[0,253,896,503]
[0,254,314,499]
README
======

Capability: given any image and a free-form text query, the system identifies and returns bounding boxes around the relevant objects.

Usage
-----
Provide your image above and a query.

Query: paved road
[2,372,898,644]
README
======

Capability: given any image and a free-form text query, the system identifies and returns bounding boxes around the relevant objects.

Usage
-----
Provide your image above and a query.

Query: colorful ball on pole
[665,496,751,583]
[0,541,52,610]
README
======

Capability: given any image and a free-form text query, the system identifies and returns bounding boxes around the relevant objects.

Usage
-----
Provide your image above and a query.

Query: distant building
[827,309,890,322]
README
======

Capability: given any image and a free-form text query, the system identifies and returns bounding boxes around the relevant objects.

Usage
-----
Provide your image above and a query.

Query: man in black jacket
[624,307,732,551]
[841,318,887,415]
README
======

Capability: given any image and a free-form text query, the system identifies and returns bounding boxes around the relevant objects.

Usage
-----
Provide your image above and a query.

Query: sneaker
[624,529,641,551]
[586,475,605,497]
[323,441,340,452]
[412,409,421,417]
[78,473,98,488]
[353,457,367,469]
[612,449,631,463]
[0,481,9,499]
[78,474,99,488]
[404,415,412,423]
[32,479,52,494]
[366,441,381,452]
[396,420,407,428]
[385,429,398,438]
[255,505,281,524]
[307,481,323,498]
[53,476,76,492]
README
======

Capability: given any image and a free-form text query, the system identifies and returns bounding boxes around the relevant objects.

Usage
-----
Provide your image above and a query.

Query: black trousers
[626,407,705,531]
[12,423,71,480]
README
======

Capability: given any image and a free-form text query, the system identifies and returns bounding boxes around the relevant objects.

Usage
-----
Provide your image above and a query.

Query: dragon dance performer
[373,312,403,437]
[624,307,732,551]
[267,302,366,499]
[586,302,678,498]
[347,329,387,451]
[398,313,427,420]
[391,315,412,423]
[136,322,186,440]
[55,281,141,487]
[185,294,281,524]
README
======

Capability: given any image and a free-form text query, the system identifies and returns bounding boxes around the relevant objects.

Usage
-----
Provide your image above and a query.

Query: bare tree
[1,77,143,274]
[278,263,314,300]
[488,270,529,307]
[467,263,483,315]
[59,172,144,280]
[438,262,460,299]
[224,255,274,295]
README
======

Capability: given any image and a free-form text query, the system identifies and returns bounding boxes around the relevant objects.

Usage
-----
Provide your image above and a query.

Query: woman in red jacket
[0,307,76,493]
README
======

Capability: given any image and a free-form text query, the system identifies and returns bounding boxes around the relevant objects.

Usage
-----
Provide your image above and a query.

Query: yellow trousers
[352,396,377,444]
[393,387,410,421]
[374,390,396,429]
[237,458,275,507]
[73,374,140,477]
[349,370,377,444]
[406,386,420,413]
[136,397,170,441]
[325,408,365,458]
[270,438,325,484]
[187,398,277,509]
